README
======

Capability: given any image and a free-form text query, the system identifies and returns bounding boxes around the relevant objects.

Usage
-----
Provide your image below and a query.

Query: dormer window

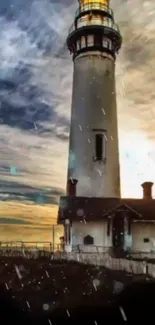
[92,129,107,163]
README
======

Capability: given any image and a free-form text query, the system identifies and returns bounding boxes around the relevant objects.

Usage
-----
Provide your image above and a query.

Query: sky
[0,0,155,242]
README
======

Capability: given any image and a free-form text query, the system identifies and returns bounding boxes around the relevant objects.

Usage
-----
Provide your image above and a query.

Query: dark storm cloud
[0,64,54,131]
[0,193,60,205]
[0,217,32,225]
[0,179,65,204]
[0,180,36,192]
[56,133,69,141]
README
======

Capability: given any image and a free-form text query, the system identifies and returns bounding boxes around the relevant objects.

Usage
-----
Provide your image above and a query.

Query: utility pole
[52,225,55,253]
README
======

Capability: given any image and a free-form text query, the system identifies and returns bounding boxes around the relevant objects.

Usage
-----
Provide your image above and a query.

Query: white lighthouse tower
[67,0,122,198]
[57,5,155,257]
[58,0,122,253]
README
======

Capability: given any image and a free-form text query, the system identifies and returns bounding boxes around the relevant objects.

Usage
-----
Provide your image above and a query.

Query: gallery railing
[68,17,119,36]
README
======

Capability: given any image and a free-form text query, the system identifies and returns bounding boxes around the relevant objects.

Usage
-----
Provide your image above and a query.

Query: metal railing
[68,18,119,36]
[0,242,155,265]
[75,2,113,18]
[0,241,63,256]
[0,241,52,249]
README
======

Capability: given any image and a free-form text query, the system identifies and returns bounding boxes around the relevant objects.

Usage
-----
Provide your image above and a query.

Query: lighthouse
[57,2,155,256]
[67,0,122,198]
[58,0,123,253]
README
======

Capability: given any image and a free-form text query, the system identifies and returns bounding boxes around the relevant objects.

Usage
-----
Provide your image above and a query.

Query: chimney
[67,178,78,196]
[141,182,153,199]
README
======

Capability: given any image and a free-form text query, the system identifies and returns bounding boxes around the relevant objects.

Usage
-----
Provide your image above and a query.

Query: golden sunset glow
[0,201,63,242]
[80,0,109,5]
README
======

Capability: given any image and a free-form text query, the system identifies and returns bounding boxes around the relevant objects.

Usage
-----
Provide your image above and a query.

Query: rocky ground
[0,256,151,319]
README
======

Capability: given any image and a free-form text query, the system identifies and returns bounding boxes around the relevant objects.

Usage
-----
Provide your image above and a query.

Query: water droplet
[43,304,49,311]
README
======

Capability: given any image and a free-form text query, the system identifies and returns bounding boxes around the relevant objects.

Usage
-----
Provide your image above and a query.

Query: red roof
[57,196,155,223]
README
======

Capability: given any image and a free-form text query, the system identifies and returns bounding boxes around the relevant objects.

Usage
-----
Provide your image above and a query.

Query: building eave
[102,203,142,218]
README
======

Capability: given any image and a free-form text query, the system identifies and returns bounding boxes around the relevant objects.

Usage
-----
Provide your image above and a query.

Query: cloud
[0,217,32,225]
[0,223,63,242]
[0,0,155,241]
[114,0,155,134]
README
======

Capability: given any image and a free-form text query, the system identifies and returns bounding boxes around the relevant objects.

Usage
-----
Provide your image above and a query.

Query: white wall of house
[71,220,112,252]
[131,221,155,252]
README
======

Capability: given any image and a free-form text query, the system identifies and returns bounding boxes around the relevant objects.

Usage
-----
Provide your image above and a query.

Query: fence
[72,245,110,253]
[52,253,152,277]
[0,241,63,257]
[1,242,155,278]
[130,251,155,260]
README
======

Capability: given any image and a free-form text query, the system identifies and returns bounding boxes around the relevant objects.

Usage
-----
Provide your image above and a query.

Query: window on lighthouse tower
[93,129,107,162]
[96,134,103,160]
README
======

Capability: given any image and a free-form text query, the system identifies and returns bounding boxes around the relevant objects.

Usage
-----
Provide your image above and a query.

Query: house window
[144,238,149,243]
[83,235,94,245]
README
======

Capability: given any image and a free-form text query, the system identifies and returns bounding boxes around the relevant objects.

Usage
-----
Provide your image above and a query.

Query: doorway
[112,211,124,250]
